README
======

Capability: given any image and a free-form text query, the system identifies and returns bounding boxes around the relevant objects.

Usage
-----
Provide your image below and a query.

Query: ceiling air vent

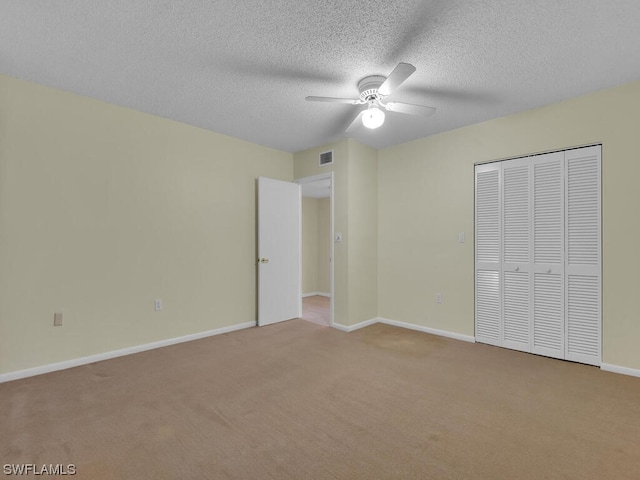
[319,150,334,167]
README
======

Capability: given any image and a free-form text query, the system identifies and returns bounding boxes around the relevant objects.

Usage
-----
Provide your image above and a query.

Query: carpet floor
[1,320,639,479]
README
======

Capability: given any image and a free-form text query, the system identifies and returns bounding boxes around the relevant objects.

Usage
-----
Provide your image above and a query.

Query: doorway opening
[296,173,334,327]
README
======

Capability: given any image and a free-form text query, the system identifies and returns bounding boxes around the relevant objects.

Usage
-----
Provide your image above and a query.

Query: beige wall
[301,197,331,296]
[302,197,319,294]
[294,141,348,324]
[294,139,377,326]
[4,72,639,375]
[378,80,640,370]
[317,198,331,294]
[0,75,293,374]
[346,141,378,324]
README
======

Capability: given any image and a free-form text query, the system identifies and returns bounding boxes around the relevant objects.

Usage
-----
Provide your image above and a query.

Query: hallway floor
[301,295,330,326]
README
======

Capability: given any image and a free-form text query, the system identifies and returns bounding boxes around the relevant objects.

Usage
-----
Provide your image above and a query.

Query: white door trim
[295,172,335,326]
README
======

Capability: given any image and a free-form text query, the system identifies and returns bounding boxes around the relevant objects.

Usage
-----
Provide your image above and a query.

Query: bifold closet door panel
[531,152,565,360]
[565,146,601,366]
[475,163,502,346]
[475,146,601,365]
[502,158,532,352]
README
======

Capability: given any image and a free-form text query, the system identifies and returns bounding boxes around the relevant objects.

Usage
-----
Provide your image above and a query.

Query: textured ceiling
[2,1,640,153]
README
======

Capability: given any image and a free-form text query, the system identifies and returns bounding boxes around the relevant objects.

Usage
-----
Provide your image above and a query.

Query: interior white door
[475,162,502,346]
[564,145,601,365]
[502,158,532,352]
[531,152,565,360]
[257,177,302,326]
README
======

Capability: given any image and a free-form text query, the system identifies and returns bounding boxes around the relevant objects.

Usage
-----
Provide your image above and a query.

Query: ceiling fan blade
[345,111,364,132]
[384,101,436,117]
[378,62,416,96]
[306,96,361,104]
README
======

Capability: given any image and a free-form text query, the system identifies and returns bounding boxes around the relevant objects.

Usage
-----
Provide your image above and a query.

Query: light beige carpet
[1,320,639,479]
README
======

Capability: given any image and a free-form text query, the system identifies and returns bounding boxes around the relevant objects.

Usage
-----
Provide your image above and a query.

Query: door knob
[259,258,269,264]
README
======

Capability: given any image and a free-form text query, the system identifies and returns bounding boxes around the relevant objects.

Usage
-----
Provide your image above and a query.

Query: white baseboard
[0,321,255,384]
[333,318,378,332]
[6,319,638,383]
[377,317,476,343]
[342,320,639,378]
[332,316,475,343]
[302,292,331,298]
[600,363,640,378]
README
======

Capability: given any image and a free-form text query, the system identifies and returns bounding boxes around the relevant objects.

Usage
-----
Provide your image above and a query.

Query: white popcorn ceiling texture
[1,1,640,153]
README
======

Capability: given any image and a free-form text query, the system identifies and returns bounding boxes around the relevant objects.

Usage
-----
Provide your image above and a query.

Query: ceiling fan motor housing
[358,75,386,101]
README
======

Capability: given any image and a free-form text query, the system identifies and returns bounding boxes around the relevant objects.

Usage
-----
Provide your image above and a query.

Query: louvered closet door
[531,152,565,360]
[502,158,532,352]
[564,146,601,365]
[475,163,502,346]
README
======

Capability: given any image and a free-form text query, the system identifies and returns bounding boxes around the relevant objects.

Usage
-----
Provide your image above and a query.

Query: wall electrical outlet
[154,299,163,311]
[435,292,442,304]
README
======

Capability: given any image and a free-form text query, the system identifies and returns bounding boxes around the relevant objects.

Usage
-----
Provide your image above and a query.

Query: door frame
[295,172,335,326]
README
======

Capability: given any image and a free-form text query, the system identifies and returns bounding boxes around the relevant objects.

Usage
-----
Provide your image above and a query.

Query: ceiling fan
[306,62,436,131]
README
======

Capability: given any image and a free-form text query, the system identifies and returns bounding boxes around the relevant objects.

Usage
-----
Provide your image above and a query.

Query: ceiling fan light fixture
[362,103,385,129]
[306,63,435,133]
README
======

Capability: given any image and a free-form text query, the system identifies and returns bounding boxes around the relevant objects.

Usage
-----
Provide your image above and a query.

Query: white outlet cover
[154,299,163,311]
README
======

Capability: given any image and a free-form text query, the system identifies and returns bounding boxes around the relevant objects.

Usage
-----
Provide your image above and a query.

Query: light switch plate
[53,312,63,327]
